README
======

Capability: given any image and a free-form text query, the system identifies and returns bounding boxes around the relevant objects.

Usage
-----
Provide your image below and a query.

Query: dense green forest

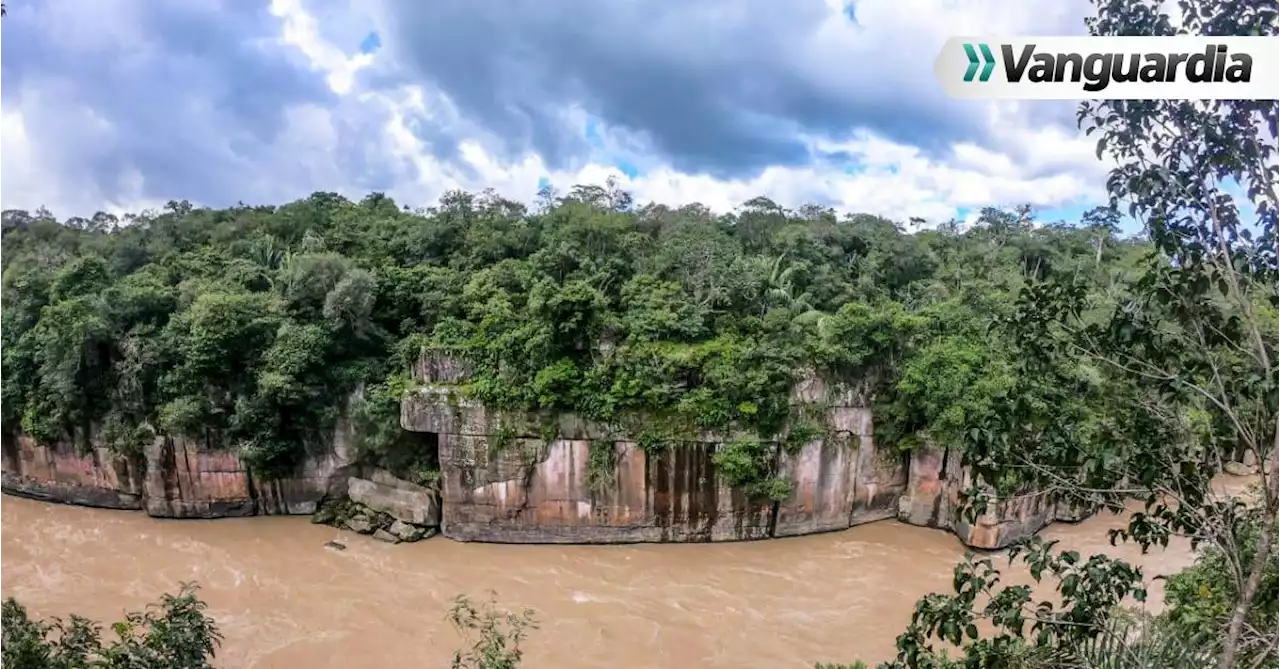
[0,186,1159,492]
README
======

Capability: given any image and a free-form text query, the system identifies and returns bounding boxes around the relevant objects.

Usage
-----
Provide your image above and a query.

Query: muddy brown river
[0,494,1210,668]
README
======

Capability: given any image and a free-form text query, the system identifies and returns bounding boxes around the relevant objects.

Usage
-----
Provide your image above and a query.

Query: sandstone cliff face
[400,366,922,545]
[896,445,1092,550]
[1,433,145,510]
[1,355,1088,549]
[1,418,358,519]
[398,353,1083,548]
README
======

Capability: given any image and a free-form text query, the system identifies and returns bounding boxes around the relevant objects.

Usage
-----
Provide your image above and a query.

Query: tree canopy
[1,584,221,669]
[2,180,1157,497]
[871,0,1278,666]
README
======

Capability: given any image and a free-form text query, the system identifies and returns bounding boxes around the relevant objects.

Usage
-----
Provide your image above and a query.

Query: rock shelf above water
[397,376,1084,548]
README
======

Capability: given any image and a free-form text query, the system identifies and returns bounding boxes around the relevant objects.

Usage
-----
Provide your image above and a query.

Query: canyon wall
[399,358,1082,549]
[1,418,359,520]
[1,356,1092,549]
[896,445,1086,549]
[399,380,909,544]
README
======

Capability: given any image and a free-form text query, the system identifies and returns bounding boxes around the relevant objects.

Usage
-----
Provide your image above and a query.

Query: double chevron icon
[962,43,997,82]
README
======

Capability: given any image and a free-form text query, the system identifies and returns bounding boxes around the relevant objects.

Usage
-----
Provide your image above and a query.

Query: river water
[0,494,1212,668]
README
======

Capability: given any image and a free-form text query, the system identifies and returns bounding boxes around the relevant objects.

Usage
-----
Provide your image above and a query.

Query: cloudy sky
[0,0,1121,229]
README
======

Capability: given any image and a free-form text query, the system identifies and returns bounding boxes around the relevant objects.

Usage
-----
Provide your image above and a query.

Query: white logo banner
[934,36,1280,100]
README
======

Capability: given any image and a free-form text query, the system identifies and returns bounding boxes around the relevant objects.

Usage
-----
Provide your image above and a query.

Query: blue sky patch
[843,1,859,25]
[1038,204,1088,225]
[359,31,382,55]
[584,117,603,148]
[615,160,639,178]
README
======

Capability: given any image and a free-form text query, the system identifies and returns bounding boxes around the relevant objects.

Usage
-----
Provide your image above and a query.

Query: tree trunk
[1218,507,1276,669]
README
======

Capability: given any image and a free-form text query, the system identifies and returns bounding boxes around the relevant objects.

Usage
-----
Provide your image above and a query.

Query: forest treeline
[1,185,1157,494]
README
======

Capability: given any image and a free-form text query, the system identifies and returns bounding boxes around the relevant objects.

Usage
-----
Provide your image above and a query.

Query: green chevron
[963,43,980,82]
[962,42,997,83]
[978,43,996,82]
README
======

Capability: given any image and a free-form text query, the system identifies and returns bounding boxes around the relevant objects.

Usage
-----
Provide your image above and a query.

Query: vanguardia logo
[960,42,1254,92]
[1003,43,1253,92]
[936,37,1278,101]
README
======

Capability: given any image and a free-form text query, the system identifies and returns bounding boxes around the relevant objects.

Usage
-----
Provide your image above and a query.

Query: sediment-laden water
[0,494,1209,668]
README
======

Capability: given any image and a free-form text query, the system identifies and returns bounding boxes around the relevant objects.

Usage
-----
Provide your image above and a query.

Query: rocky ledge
[311,471,441,544]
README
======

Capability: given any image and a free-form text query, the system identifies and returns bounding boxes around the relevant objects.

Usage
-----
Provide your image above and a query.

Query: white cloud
[0,0,1119,229]
[1,110,48,209]
[269,0,373,95]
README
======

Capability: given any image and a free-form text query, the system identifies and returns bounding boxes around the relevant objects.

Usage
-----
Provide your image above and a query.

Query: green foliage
[1162,508,1278,668]
[711,438,792,502]
[490,425,517,453]
[2,172,1150,493]
[865,1,1280,667]
[447,592,538,669]
[880,537,1152,669]
[350,372,442,485]
[1046,613,1214,669]
[586,440,618,495]
[1,584,222,669]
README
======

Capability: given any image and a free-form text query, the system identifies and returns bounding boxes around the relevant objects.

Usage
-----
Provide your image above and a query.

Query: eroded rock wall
[896,445,1096,550]
[401,373,910,544]
[435,435,776,543]
[1,432,145,510]
[3,353,1089,549]
[401,349,1086,548]
[2,412,360,519]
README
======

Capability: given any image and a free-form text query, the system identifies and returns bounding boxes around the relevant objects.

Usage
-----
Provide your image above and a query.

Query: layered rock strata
[399,359,1080,549]
[3,354,1096,549]
[2,416,361,520]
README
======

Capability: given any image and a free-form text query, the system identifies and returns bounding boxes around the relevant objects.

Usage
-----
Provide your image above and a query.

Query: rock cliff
[1,416,359,520]
[896,445,1088,549]
[398,357,1084,549]
[1,356,1092,550]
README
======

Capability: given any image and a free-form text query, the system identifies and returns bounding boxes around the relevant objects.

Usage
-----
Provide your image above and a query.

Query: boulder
[1225,461,1254,477]
[347,476,440,526]
[372,528,401,544]
[344,516,375,534]
[311,505,336,525]
[389,519,428,542]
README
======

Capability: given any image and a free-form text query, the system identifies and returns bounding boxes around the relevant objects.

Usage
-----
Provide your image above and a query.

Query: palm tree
[1046,614,1214,669]
[762,252,831,335]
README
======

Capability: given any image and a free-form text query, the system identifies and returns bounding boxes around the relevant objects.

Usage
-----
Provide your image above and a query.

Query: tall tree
[1072,3,1278,666]
[874,0,1278,667]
